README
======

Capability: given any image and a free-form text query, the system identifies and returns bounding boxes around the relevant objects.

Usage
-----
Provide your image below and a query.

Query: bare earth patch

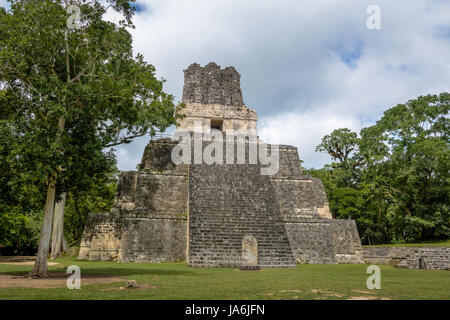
[101,283,157,291]
[347,296,393,300]
[352,290,372,294]
[310,289,345,297]
[0,272,125,289]
[347,296,379,300]
[0,256,59,266]
[270,288,391,300]
[271,289,346,299]
[347,293,392,300]
[348,289,392,300]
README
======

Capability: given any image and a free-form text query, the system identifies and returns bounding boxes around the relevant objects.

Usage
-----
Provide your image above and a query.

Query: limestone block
[317,205,332,219]
[182,62,244,107]
[242,235,258,267]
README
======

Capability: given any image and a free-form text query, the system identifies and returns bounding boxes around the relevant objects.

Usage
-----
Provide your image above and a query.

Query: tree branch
[104,132,148,147]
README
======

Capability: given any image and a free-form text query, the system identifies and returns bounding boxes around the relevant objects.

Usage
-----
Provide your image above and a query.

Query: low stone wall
[78,212,123,261]
[363,246,449,270]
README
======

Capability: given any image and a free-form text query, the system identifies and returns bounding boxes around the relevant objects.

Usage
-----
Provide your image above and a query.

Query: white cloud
[106,0,450,170]
[259,109,362,169]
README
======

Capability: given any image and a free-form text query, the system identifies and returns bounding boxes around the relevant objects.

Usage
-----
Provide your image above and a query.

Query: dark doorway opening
[211,119,223,132]
[419,257,426,269]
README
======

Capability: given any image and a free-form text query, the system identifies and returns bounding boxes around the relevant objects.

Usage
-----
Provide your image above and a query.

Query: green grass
[363,240,450,248]
[0,256,448,300]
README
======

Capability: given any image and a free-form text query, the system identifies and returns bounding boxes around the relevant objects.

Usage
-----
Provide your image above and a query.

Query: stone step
[189,164,296,268]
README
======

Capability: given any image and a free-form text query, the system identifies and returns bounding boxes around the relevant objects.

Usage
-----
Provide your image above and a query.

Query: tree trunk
[29,176,57,278]
[30,116,65,278]
[63,236,69,252]
[51,192,67,259]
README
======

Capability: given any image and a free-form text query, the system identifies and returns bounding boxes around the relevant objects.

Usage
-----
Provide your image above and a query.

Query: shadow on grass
[61,259,199,276]
[1,267,195,278]
[1,263,197,278]
[67,267,196,276]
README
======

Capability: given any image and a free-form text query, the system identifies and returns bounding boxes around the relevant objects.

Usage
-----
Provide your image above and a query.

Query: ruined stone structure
[79,62,364,267]
[363,246,449,270]
[178,63,257,135]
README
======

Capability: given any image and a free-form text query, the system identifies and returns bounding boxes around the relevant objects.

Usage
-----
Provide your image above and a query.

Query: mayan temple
[78,62,364,267]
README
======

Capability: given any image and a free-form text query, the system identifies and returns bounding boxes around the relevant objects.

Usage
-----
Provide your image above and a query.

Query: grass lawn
[0,256,448,300]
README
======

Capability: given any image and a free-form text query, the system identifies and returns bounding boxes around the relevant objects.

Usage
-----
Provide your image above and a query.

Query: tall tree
[313,93,449,244]
[315,128,361,188]
[315,128,359,163]
[0,0,179,277]
[366,93,450,242]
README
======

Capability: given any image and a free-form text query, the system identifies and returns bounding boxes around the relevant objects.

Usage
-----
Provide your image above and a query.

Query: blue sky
[331,41,365,69]
[2,0,450,170]
[130,1,145,13]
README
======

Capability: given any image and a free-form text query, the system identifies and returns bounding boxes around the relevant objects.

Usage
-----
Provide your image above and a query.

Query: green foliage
[0,0,180,255]
[311,93,450,245]
[0,0,179,195]
[0,206,42,255]
[64,168,118,245]
[0,121,45,254]
[315,128,359,162]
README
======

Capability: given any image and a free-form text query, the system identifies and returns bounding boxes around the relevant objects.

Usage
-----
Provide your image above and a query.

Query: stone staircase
[188,163,296,268]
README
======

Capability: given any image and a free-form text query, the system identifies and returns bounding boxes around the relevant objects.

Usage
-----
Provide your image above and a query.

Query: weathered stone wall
[363,246,449,270]
[268,146,332,220]
[138,138,184,172]
[178,63,257,135]
[78,139,189,263]
[78,212,122,261]
[266,145,362,264]
[331,220,364,264]
[177,103,258,135]
[182,62,244,107]
[112,139,188,217]
[111,171,188,218]
[79,212,187,263]
[78,214,97,260]
[118,215,187,263]
[271,180,330,220]
[284,219,336,264]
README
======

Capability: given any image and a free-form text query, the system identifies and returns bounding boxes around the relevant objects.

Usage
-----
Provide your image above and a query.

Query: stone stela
[78,62,365,268]
[240,235,260,271]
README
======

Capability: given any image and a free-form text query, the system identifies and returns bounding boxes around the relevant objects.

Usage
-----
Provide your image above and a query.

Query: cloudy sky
[3,0,450,170]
